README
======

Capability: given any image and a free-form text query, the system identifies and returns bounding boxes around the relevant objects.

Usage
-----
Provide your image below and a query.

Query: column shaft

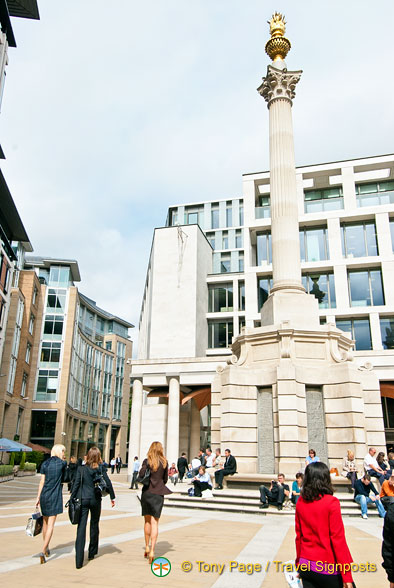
[189,399,201,460]
[166,377,180,464]
[128,378,143,482]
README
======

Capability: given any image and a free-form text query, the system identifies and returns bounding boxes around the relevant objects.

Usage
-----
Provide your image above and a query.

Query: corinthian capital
[257,65,302,107]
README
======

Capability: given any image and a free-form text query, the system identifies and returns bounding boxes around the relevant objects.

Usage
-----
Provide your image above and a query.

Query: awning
[0,438,32,452]
[26,442,50,454]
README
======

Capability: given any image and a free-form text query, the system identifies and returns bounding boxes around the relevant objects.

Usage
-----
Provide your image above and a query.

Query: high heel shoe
[45,549,50,557]
[39,553,46,564]
[149,551,155,564]
[144,547,150,559]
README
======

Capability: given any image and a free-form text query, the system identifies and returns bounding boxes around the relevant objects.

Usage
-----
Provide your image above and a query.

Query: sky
[2,0,394,354]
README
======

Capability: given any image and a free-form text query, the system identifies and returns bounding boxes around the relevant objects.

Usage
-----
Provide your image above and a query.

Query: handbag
[25,509,43,537]
[94,466,109,497]
[65,467,83,525]
[137,465,151,486]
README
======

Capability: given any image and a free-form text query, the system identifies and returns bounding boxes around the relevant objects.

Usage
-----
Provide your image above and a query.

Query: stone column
[128,378,143,482]
[166,376,180,464]
[190,399,201,460]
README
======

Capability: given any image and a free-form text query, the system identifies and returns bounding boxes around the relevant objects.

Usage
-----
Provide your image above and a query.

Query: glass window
[382,397,394,429]
[29,314,35,335]
[21,373,28,398]
[206,232,216,249]
[30,410,57,447]
[256,195,271,219]
[341,222,378,258]
[257,232,272,265]
[220,253,231,273]
[258,277,272,310]
[300,227,329,262]
[208,320,233,348]
[235,229,243,249]
[302,273,336,309]
[40,342,61,364]
[211,206,219,229]
[25,343,31,364]
[47,289,67,313]
[239,317,246,332]
[49,266,70,287]
[356,180,394,207]
[43,315,64,339]
[390,219,394,252]
[105,341,112,351]
[226,201,232,227]
[348,269,384,307]
[336,318,372,350]
[169,209,178,226]
[32,286,38,305]
[238,252,244,272]
[239,202,244,226]
[238,281,245,310]
[304,187,343,213]
[222,231,229,249]
[380,317,394,350]
[35,370,59,401]
[208,283,233,312]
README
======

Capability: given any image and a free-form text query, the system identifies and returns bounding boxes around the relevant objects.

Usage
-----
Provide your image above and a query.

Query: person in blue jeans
[354,473,386,519]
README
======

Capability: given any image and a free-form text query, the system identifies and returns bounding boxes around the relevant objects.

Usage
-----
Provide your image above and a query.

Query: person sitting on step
[192,466,212,497]
[259,473,290,511]
[214,449,237,490]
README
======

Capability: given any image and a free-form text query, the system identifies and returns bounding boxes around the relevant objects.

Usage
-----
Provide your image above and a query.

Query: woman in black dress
[35,444,67,564]
[71,446,115,569]
[139,441,171,563]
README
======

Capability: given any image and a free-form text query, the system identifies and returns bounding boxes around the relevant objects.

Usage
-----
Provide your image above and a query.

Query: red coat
[295,494,353,583]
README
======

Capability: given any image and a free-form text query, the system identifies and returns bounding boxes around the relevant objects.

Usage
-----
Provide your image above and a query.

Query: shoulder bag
[137,462,151,486]
[65,467,83,525]
[94,465,109,497]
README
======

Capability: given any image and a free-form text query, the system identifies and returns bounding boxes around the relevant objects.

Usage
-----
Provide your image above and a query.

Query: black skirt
[141,490,164,518]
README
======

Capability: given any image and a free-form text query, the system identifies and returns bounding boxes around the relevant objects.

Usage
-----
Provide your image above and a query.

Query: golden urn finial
[265,12,291,62]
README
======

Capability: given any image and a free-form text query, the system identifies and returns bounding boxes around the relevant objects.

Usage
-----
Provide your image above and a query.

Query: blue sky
[2,0,394,352]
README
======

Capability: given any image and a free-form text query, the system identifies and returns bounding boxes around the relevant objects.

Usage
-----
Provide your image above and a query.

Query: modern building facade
[0,256,133,462]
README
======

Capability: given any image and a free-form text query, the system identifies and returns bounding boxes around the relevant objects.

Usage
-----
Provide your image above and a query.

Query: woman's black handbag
[137,466,151,486]
[94,467,109,497]
[65,496,82,525]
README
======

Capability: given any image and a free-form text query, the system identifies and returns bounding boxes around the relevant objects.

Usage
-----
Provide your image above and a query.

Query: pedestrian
[116,455,122,474]
[110,457,116,474]
[177,452,188,483]
[71,446,115,569]
[295,461,355,587]
[67,455,78,492]
[35,444,68,564]
[139,441,172,564]
[382,502,394,586]
[354,472,386,519]
[130,456,140,489]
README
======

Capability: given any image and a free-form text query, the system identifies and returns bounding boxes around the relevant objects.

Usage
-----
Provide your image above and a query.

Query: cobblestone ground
[0,473,388,588]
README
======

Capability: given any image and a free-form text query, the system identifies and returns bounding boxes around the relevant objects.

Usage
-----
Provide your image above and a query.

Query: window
[185,205,203,226]
[32,286,38,306]
[256,195,271,219]
[25,343,32,364]
[238,252,244,272]
[21,373,28,398]
[382,396,394,429]
[222,231,229,249]
[30,410,57,447]
[390,219,394,252]
[0,254,10,293]
[238,281,245,310]
[169,209,178,226]
[208,320,233,348]
[220,253,231,273]
[49,266,71,287]
[40,342,61,364]
[356,180,394,207]
[336,318,372,350]
[300,227,329,262]
[35,370,59,401]
[380,317,394,350]
[341,222,378,258]
[206,233,216,249]
[226,201,232,227]
[239,317,246,332]
[304,187,343,213]
[16,407,24,435]
[208,283,233,312]
[258,277,272,310]
[43,315,64,339]
[211,205,219,229]
[235,229,243,249]
[239,202,244,225]
[29,314,35,335]
[348,269,384,307]
[105,341,112,351]
[257,232,272,265]
[302,273,336,309]
[46,289,67,313]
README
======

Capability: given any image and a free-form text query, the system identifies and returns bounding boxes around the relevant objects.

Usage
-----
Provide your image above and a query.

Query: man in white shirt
[191,456,201,475]
[364,447,390,485]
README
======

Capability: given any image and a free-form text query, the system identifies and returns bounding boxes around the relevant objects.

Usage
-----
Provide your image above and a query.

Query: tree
[19,452,26,470]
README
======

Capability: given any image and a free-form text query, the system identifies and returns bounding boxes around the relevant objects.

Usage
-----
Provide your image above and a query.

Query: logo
[151,557,171,577]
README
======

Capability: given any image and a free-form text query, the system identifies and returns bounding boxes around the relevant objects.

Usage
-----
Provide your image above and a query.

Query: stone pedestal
[261,290,320,329]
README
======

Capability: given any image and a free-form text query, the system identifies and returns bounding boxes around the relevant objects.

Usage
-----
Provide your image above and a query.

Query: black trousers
[259,485,285,506]
[75,498,101,568]
[300,570,355,587]
[130,471,139,489]
[215,469,232,486]
[193,480,211,497]
[178,469,186,482]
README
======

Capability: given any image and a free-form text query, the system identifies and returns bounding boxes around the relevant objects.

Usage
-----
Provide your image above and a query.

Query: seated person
[214,449,237,490]
[192,466,212,497]
[377,452,392,477]
[388,451,394,469]
[168,463,178,485]
[191,456,202,475]
[354,473,386,519]
[342,449,358,488]
[364,447,391,485]
[291,472,303,505]
[259,473,290,511]
[380,474,394,510]
[305,448,319,468]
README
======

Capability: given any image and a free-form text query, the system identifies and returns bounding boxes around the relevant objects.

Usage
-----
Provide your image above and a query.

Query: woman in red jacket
[295,461,355,588]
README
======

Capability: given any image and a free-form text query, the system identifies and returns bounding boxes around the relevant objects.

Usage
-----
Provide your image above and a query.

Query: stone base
[261,290,320,329]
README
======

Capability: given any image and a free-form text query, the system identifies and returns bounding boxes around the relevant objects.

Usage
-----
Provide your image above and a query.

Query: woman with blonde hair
[139,441,171,563]
[71,446,115,569]
[35,444,68,564]
[342,449,358,489]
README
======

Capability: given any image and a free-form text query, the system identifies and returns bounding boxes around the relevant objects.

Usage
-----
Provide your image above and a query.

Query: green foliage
[9,453,15,466]
[26,451,45,468]
[19,452,26,470]
[23,462,37,472]
[0,465,14,477]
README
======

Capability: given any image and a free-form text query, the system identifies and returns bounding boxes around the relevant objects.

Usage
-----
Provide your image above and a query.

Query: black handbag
[94,466,109,497]
[137,465,151,486]
[65,468,83,525]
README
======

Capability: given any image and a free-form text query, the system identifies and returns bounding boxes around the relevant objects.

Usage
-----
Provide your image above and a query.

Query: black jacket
[223,454,237,474]
[382,503,394,581]
[177,457,188,473]
[71,465,115,501]
[354,478,378,499]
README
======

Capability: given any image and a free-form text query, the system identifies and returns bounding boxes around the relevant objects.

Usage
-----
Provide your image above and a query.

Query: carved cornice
[258,65,302,107]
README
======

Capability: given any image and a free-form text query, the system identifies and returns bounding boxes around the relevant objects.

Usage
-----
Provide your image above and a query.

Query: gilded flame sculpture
[265,12,291,62]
